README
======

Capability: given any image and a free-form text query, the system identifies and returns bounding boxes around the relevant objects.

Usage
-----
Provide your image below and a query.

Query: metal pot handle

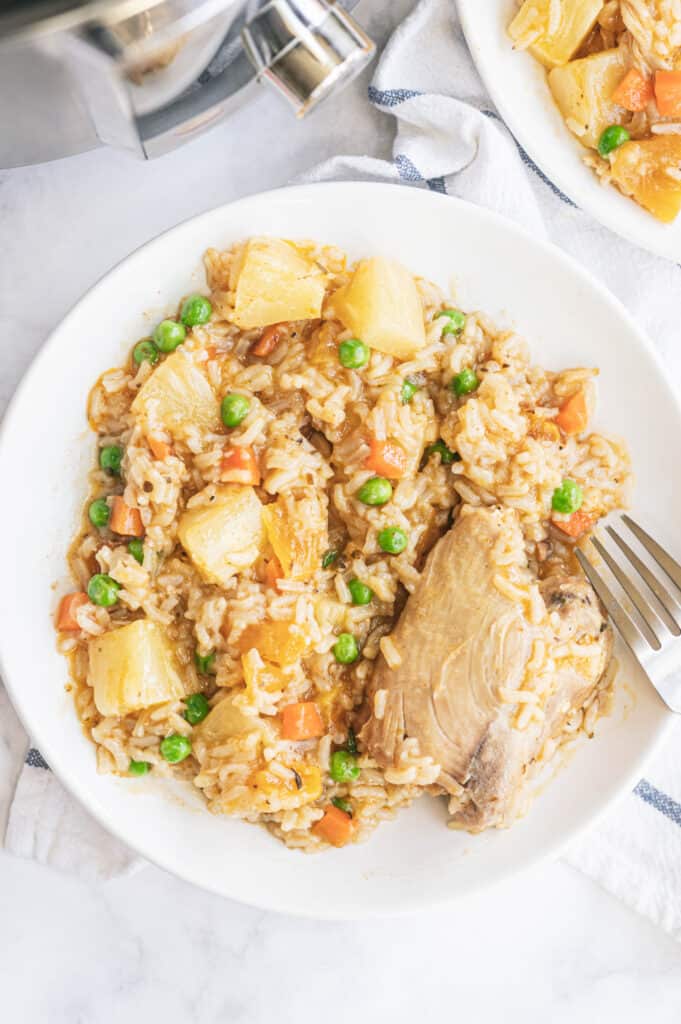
[136,0,374,158]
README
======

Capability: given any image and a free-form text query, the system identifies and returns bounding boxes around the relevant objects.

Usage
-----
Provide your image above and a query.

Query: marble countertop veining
[1,2,681,1019]
[3,849,681,1023]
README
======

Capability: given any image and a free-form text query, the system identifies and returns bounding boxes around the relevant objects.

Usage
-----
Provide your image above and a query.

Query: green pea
[551,478,584,515]
[339,338,370,369]
[451,368,479,397]
[357,476,392,506]
[184,692,211,725]
[348,578,373,605]
[160,734,192,764]
[132,339,159,366]
[436,309,466,335]
[598,124,630,158]
[424,440,457,465]
[180,294,213,327]
[87,573,120,607]
[194,650,216,675]
[128,538,144,565]
[99,445,123,476]
[400,378,419,404]
[322,549,339,569]
[153,319,186,353]
[128,759,151,776]
[221,393,250,428]
[378,526,408,554]
[331,796,353,815]
[88,498,110,528]
[333,632,359,664]
[329,750,360,783]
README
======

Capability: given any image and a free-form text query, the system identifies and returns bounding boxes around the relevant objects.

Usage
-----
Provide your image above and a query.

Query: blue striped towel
[5,0,681,934]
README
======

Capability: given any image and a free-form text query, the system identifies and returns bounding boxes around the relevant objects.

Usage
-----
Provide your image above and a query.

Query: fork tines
[575,515,681,664]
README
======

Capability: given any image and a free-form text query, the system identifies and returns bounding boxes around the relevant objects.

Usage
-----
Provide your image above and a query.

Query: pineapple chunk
[238,620,310,667]
[609,136,681,223]
[231,237,327,329]
[250,762,322,805]
[88,619,186,717]
[131,348,221,439]
[262,492,328,581]
[242,649,288,696]
[548,49,628,149]
[195,695,261,744]
[508,0,604,69]
[329,257,426,360]
[178,485,265,587]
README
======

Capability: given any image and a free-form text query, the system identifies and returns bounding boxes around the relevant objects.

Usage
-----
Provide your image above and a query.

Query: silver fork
[575,515,681,714]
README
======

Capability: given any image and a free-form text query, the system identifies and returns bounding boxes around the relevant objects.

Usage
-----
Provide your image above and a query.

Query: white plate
[458,0,681,262]
[0,182,678,918]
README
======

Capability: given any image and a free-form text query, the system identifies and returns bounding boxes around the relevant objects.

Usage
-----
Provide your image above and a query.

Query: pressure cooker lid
[0,0,235,47]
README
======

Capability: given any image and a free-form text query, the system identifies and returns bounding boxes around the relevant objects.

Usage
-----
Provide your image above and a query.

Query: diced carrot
[148,435,172,460]
[612,68,654,112]
[110,496,144,537]
[364,438,408,479]
[281,701,325,740]
[219,444,260,485]
[555,389,588,436]
[56,592,89,631]
[253,323,285,357]
[264,556,283,590]
[654,70,681,117]
[205,345,219,360]
[312,805,355,847]
[553,510,595,539]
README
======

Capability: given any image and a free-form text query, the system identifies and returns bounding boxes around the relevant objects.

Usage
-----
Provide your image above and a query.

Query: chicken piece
[361,505,611,832]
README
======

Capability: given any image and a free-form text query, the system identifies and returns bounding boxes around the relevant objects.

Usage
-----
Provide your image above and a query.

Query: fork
[575,515,681,714]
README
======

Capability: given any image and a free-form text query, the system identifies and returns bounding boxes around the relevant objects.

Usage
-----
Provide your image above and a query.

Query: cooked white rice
[56,237,630,851]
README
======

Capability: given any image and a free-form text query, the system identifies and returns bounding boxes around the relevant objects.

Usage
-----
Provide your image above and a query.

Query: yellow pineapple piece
[230,237,327,329]
[195,695,262,744]
[548,49,628,149]
[509,0,604,69]
[250,762,322,805]
[178,485,265,587]
[241,649,289,697]
[261,492,328,581]
[131,348,221,439]
[238,620,310,667]
[88,619,187,716]
[329,256,426,360]
[609,136,681,222]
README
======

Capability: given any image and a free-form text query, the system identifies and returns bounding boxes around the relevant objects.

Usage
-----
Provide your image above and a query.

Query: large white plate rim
[0,182,676,917]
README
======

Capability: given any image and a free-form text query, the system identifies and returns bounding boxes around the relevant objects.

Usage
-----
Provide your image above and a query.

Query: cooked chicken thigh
[361,505,612,831]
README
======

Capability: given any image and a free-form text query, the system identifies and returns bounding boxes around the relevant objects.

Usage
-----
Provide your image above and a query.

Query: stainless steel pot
[0,0,374,168]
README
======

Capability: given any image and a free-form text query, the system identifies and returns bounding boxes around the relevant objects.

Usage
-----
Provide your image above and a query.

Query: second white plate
[458,0,681,262]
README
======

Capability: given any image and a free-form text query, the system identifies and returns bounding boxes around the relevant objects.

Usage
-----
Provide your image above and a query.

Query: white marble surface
[2,1,681,1018]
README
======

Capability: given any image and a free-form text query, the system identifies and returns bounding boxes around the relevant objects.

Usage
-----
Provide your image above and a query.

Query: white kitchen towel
[5,0,681,933]
[6,749,141,881]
